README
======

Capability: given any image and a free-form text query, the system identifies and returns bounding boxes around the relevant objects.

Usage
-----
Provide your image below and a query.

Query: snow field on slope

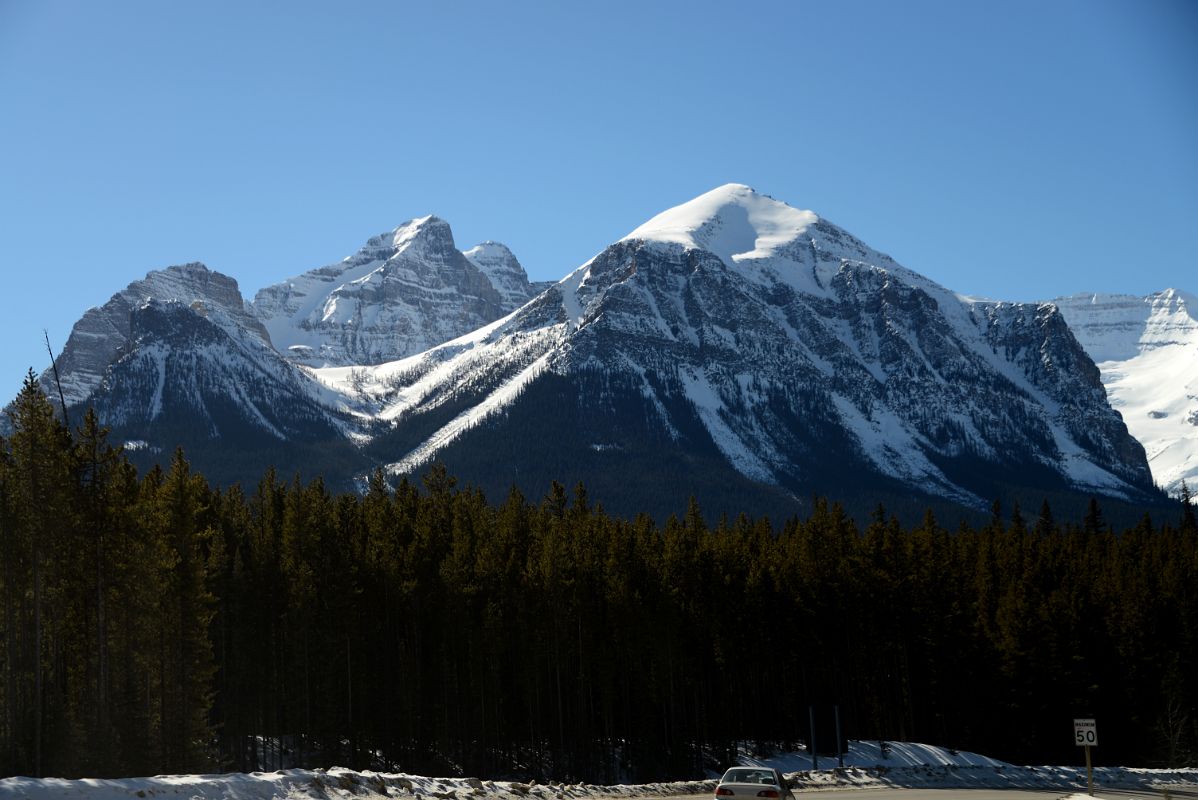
[314,321,564,423]
[678,368,776,483]
[4,742,1196,799]
[827,393,984,507]
[257,256,389,357]
[384,347,556,476]
[1100,342,1198,493]
[1054,289,1198,494]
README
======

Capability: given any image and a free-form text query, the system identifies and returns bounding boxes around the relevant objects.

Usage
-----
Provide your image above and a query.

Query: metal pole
[1085,744,1093,796]
[809,706,818,771]
[834,705,843,769]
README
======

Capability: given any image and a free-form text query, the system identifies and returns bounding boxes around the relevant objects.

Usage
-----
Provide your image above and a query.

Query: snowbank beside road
[2,742,1195,799]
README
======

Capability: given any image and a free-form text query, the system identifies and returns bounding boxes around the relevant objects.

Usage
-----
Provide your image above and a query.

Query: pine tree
[1181,481,1196,533]
[1034,499,1056,537]
[69,408,129,770]
[145,448,217,772]
[1083,497,1107,536]
[5,371,73,776]
[0,422,18,773]
[1009,500,1027,536]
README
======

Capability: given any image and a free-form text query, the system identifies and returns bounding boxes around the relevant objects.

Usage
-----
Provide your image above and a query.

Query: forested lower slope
[2,375,1196,780]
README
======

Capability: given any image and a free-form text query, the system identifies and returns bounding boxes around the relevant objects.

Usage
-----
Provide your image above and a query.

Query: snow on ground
[4,742,1196,799]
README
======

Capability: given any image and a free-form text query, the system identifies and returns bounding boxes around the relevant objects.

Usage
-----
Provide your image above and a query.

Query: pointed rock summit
[253,216,542,367]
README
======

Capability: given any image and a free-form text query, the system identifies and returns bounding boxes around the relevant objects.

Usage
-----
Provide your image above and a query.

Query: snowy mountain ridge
[30,216,545,487]
[27,184,1177,516]
[316,184,1157,513]
[1053,289,1198,362]
[90,297,343,438]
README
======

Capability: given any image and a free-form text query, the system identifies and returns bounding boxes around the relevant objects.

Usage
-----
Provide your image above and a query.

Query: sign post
[1073,718,1098,796]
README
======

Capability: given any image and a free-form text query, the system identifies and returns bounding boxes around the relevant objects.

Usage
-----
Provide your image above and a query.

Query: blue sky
[1,0,1195,404]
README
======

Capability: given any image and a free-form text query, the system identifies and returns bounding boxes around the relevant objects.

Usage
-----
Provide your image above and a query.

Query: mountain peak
[462,240,536,309]
[158,261,212,276]
[1157,287,1197,306]
[621,183,819,265]
[42,260,269,408]
[386,214,455,253]
[463,240,515,260]
[254,215,544,367]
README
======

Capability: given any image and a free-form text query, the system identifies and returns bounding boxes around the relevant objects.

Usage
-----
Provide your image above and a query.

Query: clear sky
[1,0,1195,405]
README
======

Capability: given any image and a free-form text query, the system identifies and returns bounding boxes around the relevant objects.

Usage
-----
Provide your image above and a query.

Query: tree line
[1,373,1196,780]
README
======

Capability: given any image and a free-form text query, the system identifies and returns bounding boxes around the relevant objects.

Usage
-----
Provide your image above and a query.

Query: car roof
[720,768,779,780]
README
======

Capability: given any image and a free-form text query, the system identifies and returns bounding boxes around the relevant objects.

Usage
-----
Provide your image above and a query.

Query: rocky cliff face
[43,262,270,408]
[462,241,545,309]
[252,217,543,367]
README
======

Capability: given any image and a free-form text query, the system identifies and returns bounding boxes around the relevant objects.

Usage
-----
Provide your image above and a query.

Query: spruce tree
[146,448,217,772]
[1034,499,1056,537]
[1181,481,1196,533]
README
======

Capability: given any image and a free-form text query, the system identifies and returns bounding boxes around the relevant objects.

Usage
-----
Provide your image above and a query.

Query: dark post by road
[1085,744,1094,796]
[835,705,844,769]
[809,706,818,771]
[1073,717,1097,796]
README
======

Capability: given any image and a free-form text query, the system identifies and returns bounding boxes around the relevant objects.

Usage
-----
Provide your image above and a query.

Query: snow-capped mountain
[26,218,551,489]
[316,184,1159,517]
[89,299,341,438]
[1053,290,1198,494]
[42,262,271,408]
[252,217,544,367]
[31,262,368,486]
[22,187,1173,518]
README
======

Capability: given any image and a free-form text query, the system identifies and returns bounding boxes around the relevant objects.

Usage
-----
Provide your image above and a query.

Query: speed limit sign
[1074,718,1098,746]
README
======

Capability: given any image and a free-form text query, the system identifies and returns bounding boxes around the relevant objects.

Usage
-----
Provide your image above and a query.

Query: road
[656,790,1198,800]
[782,792,1198,799]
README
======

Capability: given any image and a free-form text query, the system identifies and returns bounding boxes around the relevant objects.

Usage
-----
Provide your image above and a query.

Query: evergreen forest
[2,374,1197,780]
